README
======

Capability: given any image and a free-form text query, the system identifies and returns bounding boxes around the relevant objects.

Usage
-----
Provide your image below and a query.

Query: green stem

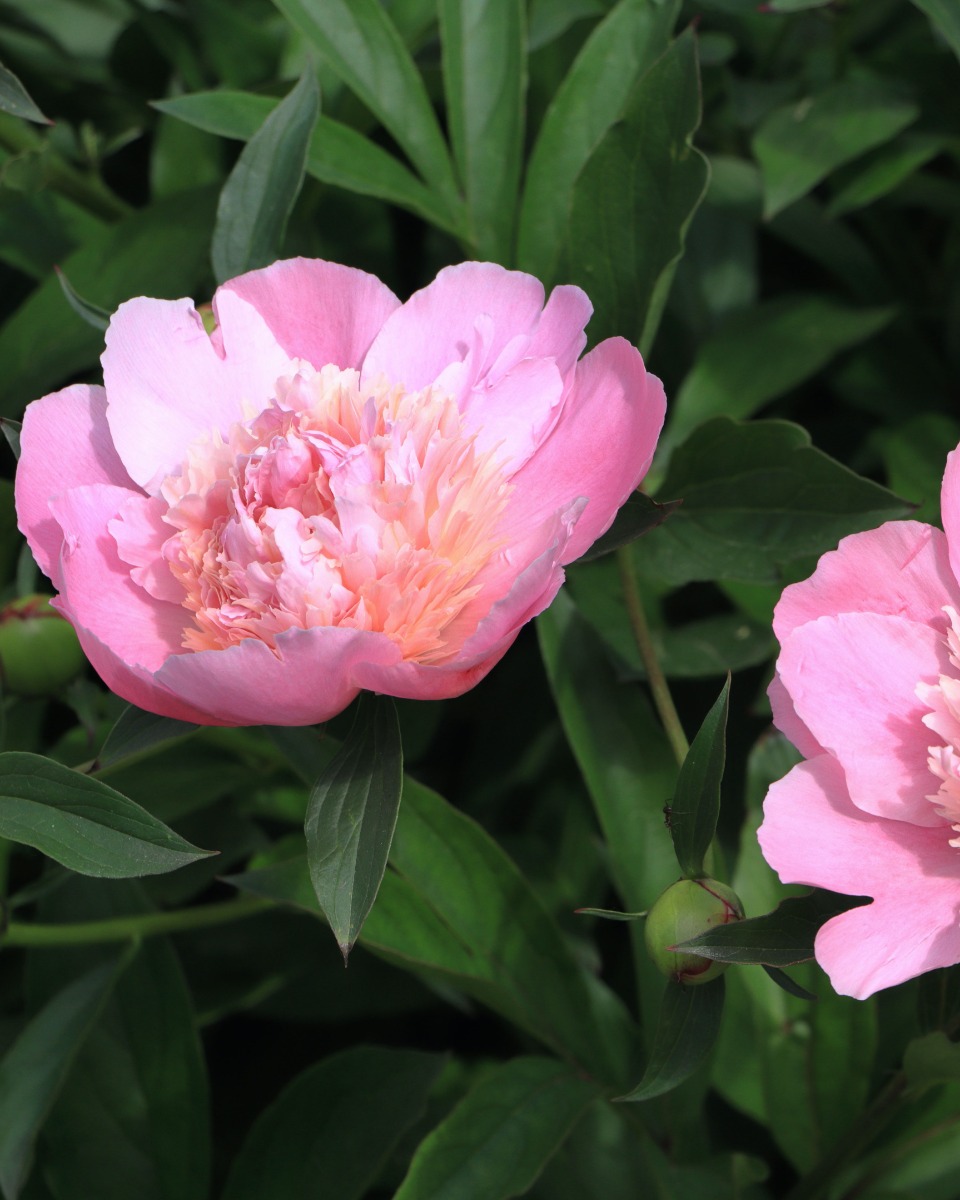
[1,895,274,947]
[616,546,689,766]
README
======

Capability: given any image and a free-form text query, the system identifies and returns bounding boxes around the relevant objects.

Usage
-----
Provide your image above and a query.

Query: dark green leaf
[0,61,51,125]
[95,706,198,772]
[903,1032,960,1091]
[579,493,682,562]
[222,1047,443,1200]
[673,891,870,966]
[753,80,919,218]
[871,412,960,526]
[666,296,896,451]
[0,418,20,460]
[561,27,709,354]
[670,677,730,879]
[54,268,109,332]
[910,0,960,61]
[640,418,912,586]
[305,695,403,959]
[211,67,319,284]
[153,90,459,233]
[439,0,524,260]
[394,1057,599,1200]
[762,965,817,1002]
[518,0,679,282]
[827,133,945,217]
[273,0,459,204]
[0,958,125,1200]
[618,978,725,1102]
[0,752,214,877]
[575,907,645,922]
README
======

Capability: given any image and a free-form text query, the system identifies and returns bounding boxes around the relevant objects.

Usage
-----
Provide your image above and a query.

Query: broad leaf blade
[618,977,725,1102]
[0,61,51,125]
[579,493,682,562]
[670,676,730,879]
[304,695,403,958]
[95,706,198,772]
[439,0,524,259]
[910,0,960,61]
[0,752,213,877]
[211,66,319,284]
[394,1057,598,1200]
[222,1047,443,1200]
[0,959,125,1200]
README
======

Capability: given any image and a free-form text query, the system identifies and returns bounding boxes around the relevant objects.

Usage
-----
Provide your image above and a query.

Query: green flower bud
[644,877,744,985]
[0,595,86,697]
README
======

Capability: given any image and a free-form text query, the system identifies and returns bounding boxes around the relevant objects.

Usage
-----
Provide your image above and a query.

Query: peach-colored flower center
[155,362,512,661]
[920,606,960,847]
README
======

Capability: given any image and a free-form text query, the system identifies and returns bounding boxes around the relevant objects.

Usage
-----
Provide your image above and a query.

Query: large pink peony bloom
[759,450,960,998]
[15,258,665,726]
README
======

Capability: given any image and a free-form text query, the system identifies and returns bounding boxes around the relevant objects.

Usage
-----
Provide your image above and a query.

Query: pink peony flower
[759,449,960,998]
[15,258,665,726]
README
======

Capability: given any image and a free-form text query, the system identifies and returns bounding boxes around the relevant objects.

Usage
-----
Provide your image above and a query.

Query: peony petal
[15,384,134,586]
[774,520,956,647]
[361,262,547,392]
[215,257,400,372]
[108,493,183,603]
[49,483,187,672]
[497,337,666,564]
[778,612,948,825]
[461,356,564,473]
[759,756,960,998]
[941,446,960,591]
[157,625,401,726]
[525,284,592,384]
[103,295,291,493]
[768,673,824,759]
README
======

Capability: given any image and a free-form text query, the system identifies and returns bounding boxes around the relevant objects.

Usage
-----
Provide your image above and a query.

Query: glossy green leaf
[273,0,459,203]
[674,890,869,966]
[25,880,210,1200]
[439,0,523,260]
[95,707,198,772]
[753,80,919,218]
[0,959,124,1200]
[304,695,403,959]
[152,91,458,233]
[639,418,912,586]
[670,677,730,879]
[618,978,725,1102]
[0,752,214,877]
[909,0,960,61]
[0,61,50,125]
[666,295,896,451]
[518,0,679,281]
[222,1046,443,1200]
[0,188,217,415]
[561,27,709,354]
[211,67,319,284]
[395,1057,599,1200]
[579,493,682,562]
[54,268,109,332]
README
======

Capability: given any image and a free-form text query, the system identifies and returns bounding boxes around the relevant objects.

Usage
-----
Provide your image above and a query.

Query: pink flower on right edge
[758,448,960,999]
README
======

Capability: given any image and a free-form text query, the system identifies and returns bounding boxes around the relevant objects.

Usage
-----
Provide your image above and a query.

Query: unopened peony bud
[644,877,744,985]
[0,594,86,696]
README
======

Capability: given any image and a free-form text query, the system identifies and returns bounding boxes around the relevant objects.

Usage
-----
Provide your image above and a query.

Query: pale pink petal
[15,385,134,585]
[768,673,824,759]
[108,493,182,603]
[102,296,291,493]
[759,756,960,998]
[49,484,187,672]
[360,262,547,392]
[215,257,400,371]
[774,521,956,647]
[525,285,592,383]
[156,625,401,726]
[778,612,948,825]
[461,357,564,472]
[498,338,666,565]
[940,447,960,590]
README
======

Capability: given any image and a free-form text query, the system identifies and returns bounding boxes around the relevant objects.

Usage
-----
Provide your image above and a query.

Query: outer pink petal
[498,337,666,565]
[774,521,955,647]
[102,296,291,493]
[462,357,564,472]
[524,284,592,383]
[214,257,400,371]
[49,484,187,673]
[778,612,947,826]
[360,262,547,392]
[759,756,960,998]
[940,446,960,588]
[156,626,401,726]
[768,673,824,759]
[15,385,134,586]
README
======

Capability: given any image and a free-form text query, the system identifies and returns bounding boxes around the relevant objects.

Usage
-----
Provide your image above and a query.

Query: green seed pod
[644,877,744,985]
[0,595,86,697]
